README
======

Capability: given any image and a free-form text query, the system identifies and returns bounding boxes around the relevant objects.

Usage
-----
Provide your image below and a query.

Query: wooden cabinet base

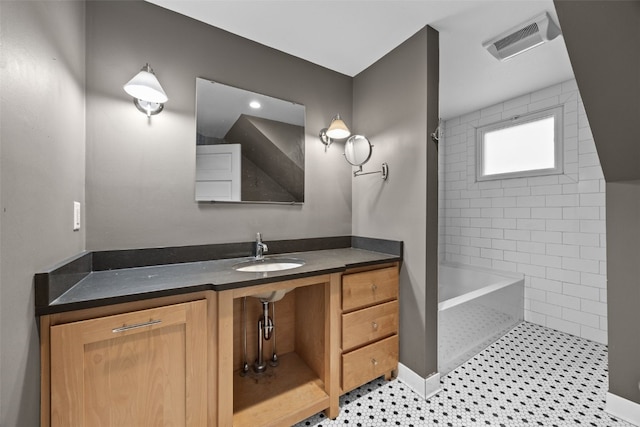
[233,352,329,427]
[217,274,342,427]
[39,263,398,426]
[48,299,208,427]
[339,263,400,394]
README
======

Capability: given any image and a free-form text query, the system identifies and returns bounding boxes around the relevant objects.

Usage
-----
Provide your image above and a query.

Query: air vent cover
[483,12,561,61]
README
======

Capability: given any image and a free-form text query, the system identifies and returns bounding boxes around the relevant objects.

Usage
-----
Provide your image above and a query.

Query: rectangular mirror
[195,78,305,204]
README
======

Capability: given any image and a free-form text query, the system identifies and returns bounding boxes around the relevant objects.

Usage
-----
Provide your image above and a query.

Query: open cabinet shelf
[233,352,329,427]
[217,274,341,427]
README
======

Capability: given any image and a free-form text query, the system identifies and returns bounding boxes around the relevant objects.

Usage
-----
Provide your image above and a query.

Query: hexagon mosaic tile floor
[295,322,634,427]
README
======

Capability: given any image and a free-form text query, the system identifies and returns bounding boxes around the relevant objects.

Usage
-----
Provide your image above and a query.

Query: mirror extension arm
[353,163,389,180]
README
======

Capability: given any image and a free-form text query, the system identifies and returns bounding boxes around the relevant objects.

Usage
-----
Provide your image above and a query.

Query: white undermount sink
[232,257,305,273]
[232,257,305,302]
[248,288,293,302]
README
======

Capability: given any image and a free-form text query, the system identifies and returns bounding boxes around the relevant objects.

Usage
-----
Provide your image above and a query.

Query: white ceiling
[147,0,575,119]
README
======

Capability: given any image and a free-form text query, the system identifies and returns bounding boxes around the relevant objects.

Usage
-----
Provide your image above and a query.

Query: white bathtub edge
[440,260,524,281]
[438,261,525,311]
[438,278,520,311]
[397,363,441,400]
[606,392,640,426]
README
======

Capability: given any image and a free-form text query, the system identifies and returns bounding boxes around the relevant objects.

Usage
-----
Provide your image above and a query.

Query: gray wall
[554,0,640,405]
[352,27,439,378]
[555,1,640,184]
[0,1,86,425]
[607,181,640,404]
[85,0,353,250]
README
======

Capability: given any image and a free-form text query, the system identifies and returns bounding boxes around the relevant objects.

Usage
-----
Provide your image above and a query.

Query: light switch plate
[73,201,81,231]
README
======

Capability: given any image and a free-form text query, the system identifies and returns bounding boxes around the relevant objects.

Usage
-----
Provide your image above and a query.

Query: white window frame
[476,106,564,182]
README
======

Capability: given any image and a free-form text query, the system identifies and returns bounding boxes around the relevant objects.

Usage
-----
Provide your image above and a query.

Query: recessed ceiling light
[249,101,261,109]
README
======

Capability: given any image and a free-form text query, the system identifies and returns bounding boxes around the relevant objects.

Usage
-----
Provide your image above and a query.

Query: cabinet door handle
[112,319,162,333]
[371,322,379,331]
[371,358,378,366]
[371,283,378,292]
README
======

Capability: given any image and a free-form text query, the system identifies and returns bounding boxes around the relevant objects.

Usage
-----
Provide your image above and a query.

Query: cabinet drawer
[341,335,398,392]
[342,300,398,352]
[342,266,398,312]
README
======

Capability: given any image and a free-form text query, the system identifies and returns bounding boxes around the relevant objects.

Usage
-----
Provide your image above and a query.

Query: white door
[195,144,241,201]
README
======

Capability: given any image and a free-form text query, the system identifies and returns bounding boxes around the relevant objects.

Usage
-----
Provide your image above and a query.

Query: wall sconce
[123,63,168,117]
[319,114,351,151]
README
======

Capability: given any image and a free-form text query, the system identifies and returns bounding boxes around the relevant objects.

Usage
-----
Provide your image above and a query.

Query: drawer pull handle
[371,283,378,292]
[112,319,162,333]
[372,322,379,331]
[371,358,378,366]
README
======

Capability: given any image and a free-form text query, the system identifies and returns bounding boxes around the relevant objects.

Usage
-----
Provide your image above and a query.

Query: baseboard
[606,392,640,426]
[424,371,441,399]
[397,363,441,400]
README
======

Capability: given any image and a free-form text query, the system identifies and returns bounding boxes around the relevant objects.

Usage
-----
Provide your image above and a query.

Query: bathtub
[438,262,524,375]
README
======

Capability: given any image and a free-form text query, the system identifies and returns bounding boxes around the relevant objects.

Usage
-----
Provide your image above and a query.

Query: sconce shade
[123,63,168,103]
[326,114,351,140]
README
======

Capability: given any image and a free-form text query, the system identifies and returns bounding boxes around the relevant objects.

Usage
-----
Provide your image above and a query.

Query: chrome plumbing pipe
[240,297,249,376]
[270,301,279,367]
[254,301,273,373]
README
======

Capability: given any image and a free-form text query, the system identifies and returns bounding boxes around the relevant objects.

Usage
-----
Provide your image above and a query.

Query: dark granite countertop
[35,236,402,315]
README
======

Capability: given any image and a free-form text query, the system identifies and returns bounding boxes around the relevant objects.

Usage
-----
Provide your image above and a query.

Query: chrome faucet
[254,232,268,260]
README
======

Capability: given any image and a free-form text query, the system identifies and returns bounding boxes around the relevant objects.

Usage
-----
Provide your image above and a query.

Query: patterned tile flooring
[295,322,634,427]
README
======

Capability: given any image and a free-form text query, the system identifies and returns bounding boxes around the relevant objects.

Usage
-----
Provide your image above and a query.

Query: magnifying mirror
[343,135,388,180]
[344,135,372,166]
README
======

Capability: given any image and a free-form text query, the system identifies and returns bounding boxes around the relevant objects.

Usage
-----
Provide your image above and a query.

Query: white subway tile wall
[438,80,608,344]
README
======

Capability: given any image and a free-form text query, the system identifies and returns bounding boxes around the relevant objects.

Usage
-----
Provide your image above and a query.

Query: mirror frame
[344,134,373,167]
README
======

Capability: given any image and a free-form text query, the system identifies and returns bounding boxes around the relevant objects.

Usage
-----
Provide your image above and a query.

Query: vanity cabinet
[41,293,216,427]
[39,257,400,427]
[340,264,399,392]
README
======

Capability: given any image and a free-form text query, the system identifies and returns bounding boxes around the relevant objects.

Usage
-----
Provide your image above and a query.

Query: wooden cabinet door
[50,300,207,427]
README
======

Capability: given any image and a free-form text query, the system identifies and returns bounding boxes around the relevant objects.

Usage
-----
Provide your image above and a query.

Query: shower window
[476,106,563,181]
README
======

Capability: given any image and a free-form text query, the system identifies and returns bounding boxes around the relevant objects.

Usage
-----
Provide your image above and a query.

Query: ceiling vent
[483,12,562,61]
